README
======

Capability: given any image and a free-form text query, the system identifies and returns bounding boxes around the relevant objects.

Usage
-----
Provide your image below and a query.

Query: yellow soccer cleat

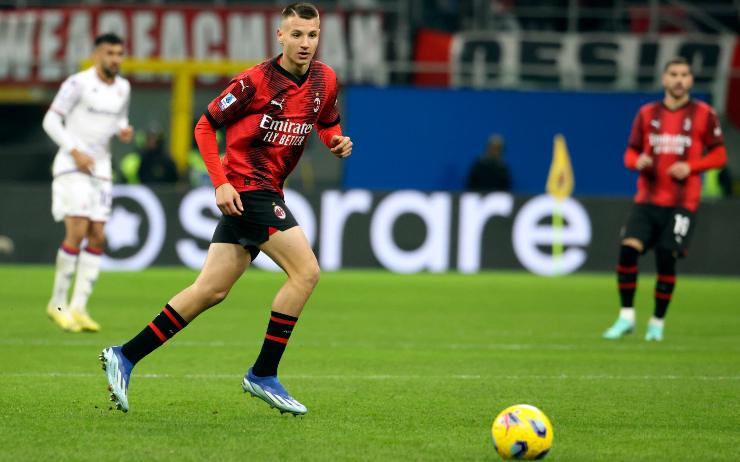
[71,309,101,332]
[46,305,81,333]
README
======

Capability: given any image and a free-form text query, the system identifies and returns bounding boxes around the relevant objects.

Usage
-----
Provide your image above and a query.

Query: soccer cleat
[70,308,100,332]
[46,304,81,333]
[645,323,664,342]
[602,317,635,339]
[100,346,133,412]
[242,368,307,415]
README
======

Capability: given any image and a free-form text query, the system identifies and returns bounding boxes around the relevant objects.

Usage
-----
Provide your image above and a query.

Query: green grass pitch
[0,266,738,461]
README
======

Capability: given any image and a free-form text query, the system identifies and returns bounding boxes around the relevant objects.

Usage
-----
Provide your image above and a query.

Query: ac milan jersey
[627,100,724,212]
[204,55,340,195]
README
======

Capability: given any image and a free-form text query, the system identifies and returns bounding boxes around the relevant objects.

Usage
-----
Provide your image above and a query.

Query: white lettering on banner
[175,187,220,269]
[102,185,166,271]
[161,12,187,60]
[251,190,317,272]
[457,193,514,273]
[38,10,63,81]
[320,190,373,270]
[100,187,591,275]
[98,11,127,39]
[319,14,348,82]
[132,11,156,59]
[370,191,451,273]
[0,11,36,80]
[512,195,591,276]
[66,12,93,76]
[227,14,267,62]
[350,14,386,85]
[193,12,223,62]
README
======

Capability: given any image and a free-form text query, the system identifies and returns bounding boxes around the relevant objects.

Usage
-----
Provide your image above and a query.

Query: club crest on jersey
[313,96,320,113]
[683,118,692,131]
[273,204,286,220]
[219,93,236,110]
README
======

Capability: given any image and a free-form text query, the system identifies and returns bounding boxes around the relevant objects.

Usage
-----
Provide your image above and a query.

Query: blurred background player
[42,33,133,332]
[100,2,352,414]
[603,57,727,342]
[466,134,512,192]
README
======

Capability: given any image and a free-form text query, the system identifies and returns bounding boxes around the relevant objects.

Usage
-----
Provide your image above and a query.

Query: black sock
[654,250,677,319]
[617,245,639,307]
[121,304,188,365]
[252,311,298,377]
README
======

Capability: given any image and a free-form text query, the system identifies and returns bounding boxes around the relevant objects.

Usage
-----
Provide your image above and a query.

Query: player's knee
[193,282,230,307]
[621,238,644,253]
[293,262,320,291]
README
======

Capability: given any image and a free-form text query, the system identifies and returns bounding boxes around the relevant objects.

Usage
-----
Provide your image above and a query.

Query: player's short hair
[95,33,124,47]
[281,2,320,20]
[663,57,692,73]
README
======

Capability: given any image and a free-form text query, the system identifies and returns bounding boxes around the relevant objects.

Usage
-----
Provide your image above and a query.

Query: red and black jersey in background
[198,55,342,196]
[625,99,726,212]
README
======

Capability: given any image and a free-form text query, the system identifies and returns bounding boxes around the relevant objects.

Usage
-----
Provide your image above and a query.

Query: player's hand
[668,161,691,180]
[118,126,134,143]
[635,153,653,170]
[329,135,352,158]
[215,183,243,216]
[71,148,95,174]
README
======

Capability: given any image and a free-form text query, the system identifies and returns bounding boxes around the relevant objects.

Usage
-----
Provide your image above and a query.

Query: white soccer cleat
[100,346,133,412]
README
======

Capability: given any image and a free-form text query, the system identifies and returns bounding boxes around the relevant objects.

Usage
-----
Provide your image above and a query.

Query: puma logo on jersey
[240,79,247,91]
[270,98,285,110]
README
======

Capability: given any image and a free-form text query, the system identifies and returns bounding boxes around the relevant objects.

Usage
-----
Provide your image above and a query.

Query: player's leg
[646,209,693,341]
[242,226,318,415]
[47,215,89,332]
[101,242,251,411]
[604,205,655,339]
[69,220,105,331]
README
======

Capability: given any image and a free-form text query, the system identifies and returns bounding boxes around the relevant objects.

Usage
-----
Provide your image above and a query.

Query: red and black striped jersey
[204,55,341,195]
[626,99,725,212]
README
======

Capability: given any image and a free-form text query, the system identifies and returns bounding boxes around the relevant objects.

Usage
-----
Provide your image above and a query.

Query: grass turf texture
[0,266,738,461]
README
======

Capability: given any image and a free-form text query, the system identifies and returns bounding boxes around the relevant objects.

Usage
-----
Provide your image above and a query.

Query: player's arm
[669,109,727,180]
[116,84,133,143]
[197,76,256,216]
[624,111,652,171]
[316,77,352,158]
[42,76,94,173]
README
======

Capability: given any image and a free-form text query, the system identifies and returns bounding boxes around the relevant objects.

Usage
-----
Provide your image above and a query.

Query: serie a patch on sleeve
[219,93,236,110]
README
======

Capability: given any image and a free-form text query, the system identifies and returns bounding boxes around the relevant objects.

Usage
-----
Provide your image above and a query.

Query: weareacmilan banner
[2,184,738,275]
[414,31,738,113]
[0,5,385,84]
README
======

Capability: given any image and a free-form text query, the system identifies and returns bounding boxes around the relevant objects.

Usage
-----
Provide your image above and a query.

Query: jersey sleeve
[117,81,131,130]
[204,74,257,128]
[627,110,644,152]
[50,74,83,116]
[702,108,724,150]
[317,74,340,128]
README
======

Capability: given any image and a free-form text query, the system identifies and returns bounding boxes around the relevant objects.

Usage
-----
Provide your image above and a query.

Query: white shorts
[51,172,112,222]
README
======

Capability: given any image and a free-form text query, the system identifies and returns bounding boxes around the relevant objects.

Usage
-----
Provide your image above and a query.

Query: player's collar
[272,54,311,87]
[660,98,692,112]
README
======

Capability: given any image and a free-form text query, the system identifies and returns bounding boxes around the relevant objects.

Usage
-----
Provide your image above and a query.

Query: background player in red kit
[101,3,352,414]
[603,57,726,342]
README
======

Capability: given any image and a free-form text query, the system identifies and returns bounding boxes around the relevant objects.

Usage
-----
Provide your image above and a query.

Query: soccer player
[603,57,726,342]
[100,3,352,414]
[43,33,133,333]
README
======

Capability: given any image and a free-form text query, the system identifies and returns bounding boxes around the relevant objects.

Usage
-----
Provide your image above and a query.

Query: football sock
[252,311,298,377]
[49,244,79,308]
[121,304,188,365]
[654,249,676,319]
[616,245,639,309]
[69,246,103,312]
[648,316,665,328]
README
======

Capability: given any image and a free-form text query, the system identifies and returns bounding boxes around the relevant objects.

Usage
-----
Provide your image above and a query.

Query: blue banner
[343,87,709,196]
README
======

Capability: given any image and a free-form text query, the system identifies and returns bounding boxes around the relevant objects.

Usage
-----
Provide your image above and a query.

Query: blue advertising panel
[342,87,708,196]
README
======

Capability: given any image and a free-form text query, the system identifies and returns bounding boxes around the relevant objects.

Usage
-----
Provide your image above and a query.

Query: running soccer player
[43,33,133,333]
[101,3,352,414]
[603,57,727,342]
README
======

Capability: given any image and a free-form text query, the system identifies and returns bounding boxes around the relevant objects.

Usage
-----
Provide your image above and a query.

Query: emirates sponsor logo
[259,114,312,146]
[648,133,691,155]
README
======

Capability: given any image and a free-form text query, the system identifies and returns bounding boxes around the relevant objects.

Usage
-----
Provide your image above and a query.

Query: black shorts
[621,204,696,257]
[211,190,298,261]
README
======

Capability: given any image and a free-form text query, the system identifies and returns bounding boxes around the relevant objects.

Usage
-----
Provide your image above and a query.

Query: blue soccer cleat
[645,323,664,342]
[602,317,635,340]
[242,368,307,415]
[99,346,133,412]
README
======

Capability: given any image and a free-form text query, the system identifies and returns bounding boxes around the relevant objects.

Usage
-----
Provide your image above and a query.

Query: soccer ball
[491,404,553,460]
